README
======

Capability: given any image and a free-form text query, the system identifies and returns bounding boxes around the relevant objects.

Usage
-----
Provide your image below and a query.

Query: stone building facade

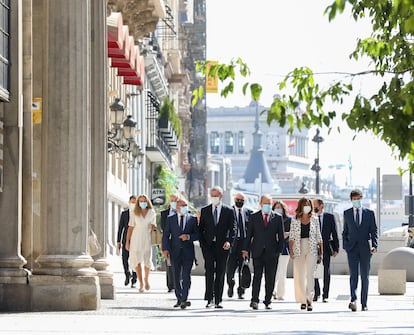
[0,0,205,311]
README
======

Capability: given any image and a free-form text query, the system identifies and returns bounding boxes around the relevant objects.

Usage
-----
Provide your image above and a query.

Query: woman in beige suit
[289,197,323,311]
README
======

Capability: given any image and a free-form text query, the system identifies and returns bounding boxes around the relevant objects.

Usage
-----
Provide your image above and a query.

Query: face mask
[139,202,148,209]
[352,200,361,208]
[262,204,271,214]
[211,197,220,206]
[129,203,135,211]
[180,206,188,215]
[170,202,177,210]
[235,200,244,208]
[314,207,319,213]
[274,208,283,215]
[303,206,312,214]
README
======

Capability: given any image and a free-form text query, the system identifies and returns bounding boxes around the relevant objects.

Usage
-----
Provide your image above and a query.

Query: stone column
[90,0,114,299]
[31,0,99,311]
[0,0,31,312]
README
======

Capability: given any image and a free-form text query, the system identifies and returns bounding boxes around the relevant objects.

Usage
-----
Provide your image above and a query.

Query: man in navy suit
[116,195,137,287]
[313,198,339,302]
[199,185,237,309]
[162,198,199,309]
[226,192,253,299]
[242,194,284,310]
[160,193,179,292]
[343,189,378,312]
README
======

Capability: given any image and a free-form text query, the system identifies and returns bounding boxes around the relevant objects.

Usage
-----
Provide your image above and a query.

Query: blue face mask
[352,200,361,208]
[180,206,188,215]
[170,202,177,210]
[262,204,271,214]
[139,202,148,209]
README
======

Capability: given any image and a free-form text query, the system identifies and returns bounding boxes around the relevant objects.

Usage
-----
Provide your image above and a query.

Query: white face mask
[211,197,220,206]
[274,208,283,215]
[303,206,312,214]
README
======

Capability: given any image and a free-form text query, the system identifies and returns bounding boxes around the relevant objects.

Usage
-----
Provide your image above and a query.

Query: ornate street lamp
[311,128,324,194]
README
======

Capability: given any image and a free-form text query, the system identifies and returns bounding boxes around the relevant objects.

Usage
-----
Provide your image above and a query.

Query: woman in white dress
[126,194,156,292]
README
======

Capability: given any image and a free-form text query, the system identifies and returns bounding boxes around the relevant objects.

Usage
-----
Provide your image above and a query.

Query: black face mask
[314,207,319,213]
[235,201,244,208]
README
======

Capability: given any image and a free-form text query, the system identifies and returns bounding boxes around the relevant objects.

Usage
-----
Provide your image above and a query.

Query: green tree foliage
[193,0,414,173]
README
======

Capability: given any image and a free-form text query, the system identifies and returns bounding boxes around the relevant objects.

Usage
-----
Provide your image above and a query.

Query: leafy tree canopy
[193,0,414,174]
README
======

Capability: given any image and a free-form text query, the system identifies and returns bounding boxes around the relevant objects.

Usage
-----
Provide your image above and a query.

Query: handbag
[240,259,252,289]
[88,229,101,256]
[151,227,163,245]
[314,263,324,279]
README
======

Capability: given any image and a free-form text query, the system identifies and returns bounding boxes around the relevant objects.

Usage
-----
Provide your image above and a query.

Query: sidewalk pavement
[1,256,414,335]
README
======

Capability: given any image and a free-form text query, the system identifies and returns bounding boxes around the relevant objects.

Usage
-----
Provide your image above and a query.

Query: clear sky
[205,0,409,189]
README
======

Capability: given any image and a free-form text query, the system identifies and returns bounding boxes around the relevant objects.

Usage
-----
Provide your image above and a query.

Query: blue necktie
[355,209,360,226]
[180,215,184,231]
[214,206,218,226]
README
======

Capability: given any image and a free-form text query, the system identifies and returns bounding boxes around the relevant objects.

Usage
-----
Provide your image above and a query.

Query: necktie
[318,215,322,230]
[180,215,184,231]
[214,206,218,226]
[238,209,244,238]
[355,209,360,226]
[264,214,268,228]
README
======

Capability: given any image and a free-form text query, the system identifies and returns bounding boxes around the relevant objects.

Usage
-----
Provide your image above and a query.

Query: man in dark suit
[199,185,237,309]
[313,198,339,303]
[226,192,252,299]
[160,194,179,292]
[242,194,284,310]
[343,189,378,312]
[162,198,199,309]
[116,195,137,287]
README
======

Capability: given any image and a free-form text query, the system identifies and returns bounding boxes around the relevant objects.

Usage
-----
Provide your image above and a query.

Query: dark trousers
[226,240,245,296]
[122,245,137,282]
[251,250,279,305]
[166,264,175,291]
[171,252,193,303]
[347,243,371,306]
[314,250,331,299]
[202,242,229,305]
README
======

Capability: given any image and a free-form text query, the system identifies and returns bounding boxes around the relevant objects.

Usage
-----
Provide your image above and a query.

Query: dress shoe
[322,298,328,303]
[313,295,319,302]
[300,304,306,310]
[348,301,357,312]
[131,283,136,288]
[214,304,223,309]
[238,294,244,299]
[181,301,191,309]
[173,301,181,308]
[124,272,131,286]
[362,305,368,311]
[307,304,313,311]
[227,284,234,298]
[168,288,174,293]
[265,304,272,310]
[250,302,258,310]
[205,301,214,308]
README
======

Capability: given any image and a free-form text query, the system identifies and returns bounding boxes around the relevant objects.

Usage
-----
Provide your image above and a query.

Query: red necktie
[264,214,268,227]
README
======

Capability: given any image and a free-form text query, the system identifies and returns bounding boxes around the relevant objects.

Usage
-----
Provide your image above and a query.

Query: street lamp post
[311,129,324,194]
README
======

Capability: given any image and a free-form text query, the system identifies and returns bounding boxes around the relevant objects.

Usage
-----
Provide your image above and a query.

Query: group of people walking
[117,187,378,312]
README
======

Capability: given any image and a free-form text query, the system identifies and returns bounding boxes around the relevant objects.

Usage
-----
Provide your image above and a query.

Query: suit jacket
[117,208,129,245]
[290,216,322,257]
[162,213,199,261]
[199,203,237,250]
[342,207,378,253]
[319,212,339,254]
[231,206,253,252]
[160,207,176,232]
[243,210,284,258]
